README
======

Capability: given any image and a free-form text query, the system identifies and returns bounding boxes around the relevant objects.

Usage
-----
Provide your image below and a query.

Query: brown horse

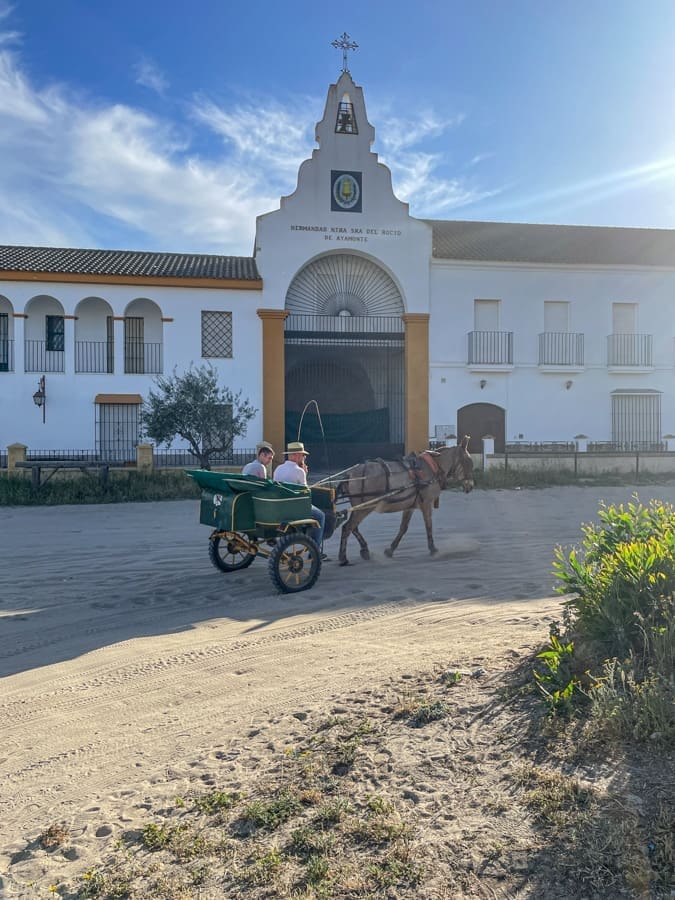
[336,437,474,566]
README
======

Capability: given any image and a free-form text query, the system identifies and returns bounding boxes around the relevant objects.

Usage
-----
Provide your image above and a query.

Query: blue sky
[2,0,675,255]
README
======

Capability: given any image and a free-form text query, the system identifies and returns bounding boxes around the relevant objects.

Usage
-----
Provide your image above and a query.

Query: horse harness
[344,452,445,511]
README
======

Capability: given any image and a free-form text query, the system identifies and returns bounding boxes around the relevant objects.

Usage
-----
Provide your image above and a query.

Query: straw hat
[284,441,309,455]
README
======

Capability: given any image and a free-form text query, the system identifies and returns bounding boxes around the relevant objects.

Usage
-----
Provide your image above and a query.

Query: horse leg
[384,508,413,558]
[338,518,352,566]
[421,502,437,555]
[351,523,371,560]
[339,509,368,566]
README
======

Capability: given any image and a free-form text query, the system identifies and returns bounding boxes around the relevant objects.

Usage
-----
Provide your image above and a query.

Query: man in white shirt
[273,441,328,558]
[242,442,274,478]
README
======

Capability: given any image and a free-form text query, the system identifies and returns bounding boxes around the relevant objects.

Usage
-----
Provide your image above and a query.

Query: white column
[482,435,495,470]
[114,318,125,375]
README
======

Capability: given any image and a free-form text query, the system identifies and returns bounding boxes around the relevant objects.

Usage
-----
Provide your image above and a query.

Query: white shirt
[273,459,307,485]
[242,460,267,478]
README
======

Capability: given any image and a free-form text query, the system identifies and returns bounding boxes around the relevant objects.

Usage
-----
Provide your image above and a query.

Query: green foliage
[140,364,256,469]
[191,790,238,814]
[239,789,303,832]
[554,497,675,661]
[586,658,675,744]
[0,470,200,506]
[533,631,579,713]
[546,497,675,739]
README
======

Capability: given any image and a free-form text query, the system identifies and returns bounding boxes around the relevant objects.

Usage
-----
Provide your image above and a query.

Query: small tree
[140,365,256,469]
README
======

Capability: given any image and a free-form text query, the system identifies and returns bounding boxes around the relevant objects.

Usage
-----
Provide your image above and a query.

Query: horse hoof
[384,547,393,558]
[360,549,370,561]
[339,559,350,567]
[429,547,438,556]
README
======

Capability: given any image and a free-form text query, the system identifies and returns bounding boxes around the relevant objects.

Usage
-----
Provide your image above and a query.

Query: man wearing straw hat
[273,441,328,559]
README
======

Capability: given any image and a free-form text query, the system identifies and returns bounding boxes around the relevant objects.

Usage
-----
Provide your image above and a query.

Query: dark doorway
[457,403,506,454]
[285,316,404,469]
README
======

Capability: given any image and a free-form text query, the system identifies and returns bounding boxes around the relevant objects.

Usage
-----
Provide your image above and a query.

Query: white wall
[429,260,675,441]
[0,279,264,451]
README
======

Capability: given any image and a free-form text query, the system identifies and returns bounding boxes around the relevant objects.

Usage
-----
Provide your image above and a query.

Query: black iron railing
[589,441,666,452]
[124,342,163,374]
[24,340,65,372]
[153,449,255,467]
[0,339,13,372]
[607,334,653,367]
[538,332,584,366]
[467,330,513,365]
[75,341,114,373]
[505,441,576,453]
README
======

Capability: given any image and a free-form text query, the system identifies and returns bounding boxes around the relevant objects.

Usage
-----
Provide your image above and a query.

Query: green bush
[543,497,675,742]
[554,497,675,662]
[0,470,200,506]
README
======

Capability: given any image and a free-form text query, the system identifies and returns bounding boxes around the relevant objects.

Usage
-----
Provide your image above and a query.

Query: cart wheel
[269,532,321,594]
[209,533,256,572]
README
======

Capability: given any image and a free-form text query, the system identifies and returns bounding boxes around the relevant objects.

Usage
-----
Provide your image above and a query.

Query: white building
[2,69,674,466]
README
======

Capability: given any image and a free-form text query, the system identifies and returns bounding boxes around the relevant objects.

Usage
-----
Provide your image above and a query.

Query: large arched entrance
[457,403,506,454]
[285,253,405,468]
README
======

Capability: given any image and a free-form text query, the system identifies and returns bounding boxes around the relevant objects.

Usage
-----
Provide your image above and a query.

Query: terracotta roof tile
[426,220,675,266]
[0,245,260,280]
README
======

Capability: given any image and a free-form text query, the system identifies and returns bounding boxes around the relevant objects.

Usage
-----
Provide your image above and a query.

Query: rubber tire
[208,534,256,572]
[268,532,322,594]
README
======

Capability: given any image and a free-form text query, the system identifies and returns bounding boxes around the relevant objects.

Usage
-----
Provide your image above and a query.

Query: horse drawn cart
[186,469,342,593]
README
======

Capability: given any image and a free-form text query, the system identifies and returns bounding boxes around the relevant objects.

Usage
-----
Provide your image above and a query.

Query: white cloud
[134,58,168,95]
[0,13,495,253]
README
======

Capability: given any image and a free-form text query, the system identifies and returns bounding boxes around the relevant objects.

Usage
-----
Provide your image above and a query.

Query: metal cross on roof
[331,32,358,73]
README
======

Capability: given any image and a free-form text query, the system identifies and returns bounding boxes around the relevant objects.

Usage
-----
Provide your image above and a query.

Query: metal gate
[611,390,662,449]
[285,314,404,468]
[96,402,140,462]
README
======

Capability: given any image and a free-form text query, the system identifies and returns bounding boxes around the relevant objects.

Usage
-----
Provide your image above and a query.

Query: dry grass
[14,656,675,899]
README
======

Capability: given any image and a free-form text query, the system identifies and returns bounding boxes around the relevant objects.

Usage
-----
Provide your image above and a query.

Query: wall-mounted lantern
[565,380,573,390]
[479,379,487,389]
[33,375,46,423]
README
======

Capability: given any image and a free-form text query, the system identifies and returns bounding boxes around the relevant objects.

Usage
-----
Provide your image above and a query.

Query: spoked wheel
[269,532,321,594]
[209,532,257,572]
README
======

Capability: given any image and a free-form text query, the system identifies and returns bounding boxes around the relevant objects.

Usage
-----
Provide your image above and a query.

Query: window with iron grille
[46,315,65,351]
[201,311,233,358]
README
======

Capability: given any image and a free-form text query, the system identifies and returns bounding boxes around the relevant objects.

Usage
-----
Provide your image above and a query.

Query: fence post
[136,443,154,473]
[7,443,27,471]
[482,435,495,471]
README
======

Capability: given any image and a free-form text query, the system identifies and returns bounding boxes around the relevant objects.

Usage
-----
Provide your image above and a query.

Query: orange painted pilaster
[257,309,289,464]
[402,313,430,453]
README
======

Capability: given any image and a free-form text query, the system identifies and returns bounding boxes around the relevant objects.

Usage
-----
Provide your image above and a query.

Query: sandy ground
[2,484,674,897]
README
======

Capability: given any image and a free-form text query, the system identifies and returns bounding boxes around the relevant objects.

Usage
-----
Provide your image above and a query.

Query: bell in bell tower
[336,93,358,134]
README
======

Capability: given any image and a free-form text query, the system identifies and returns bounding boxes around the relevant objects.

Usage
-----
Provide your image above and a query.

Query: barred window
[201,311,233,358]
[46,315,65,351]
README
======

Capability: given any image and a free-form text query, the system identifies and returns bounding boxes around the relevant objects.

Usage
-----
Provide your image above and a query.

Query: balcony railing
[0,339,14,372]
[25,340,65,373]
[607,333,653,367]
[538,332,584,367]
[468,330,513,365]
[75,341,114,373]
[124,342,163,374]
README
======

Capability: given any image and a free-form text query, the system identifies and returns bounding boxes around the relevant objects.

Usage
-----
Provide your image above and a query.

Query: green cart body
[186,469,338,593]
